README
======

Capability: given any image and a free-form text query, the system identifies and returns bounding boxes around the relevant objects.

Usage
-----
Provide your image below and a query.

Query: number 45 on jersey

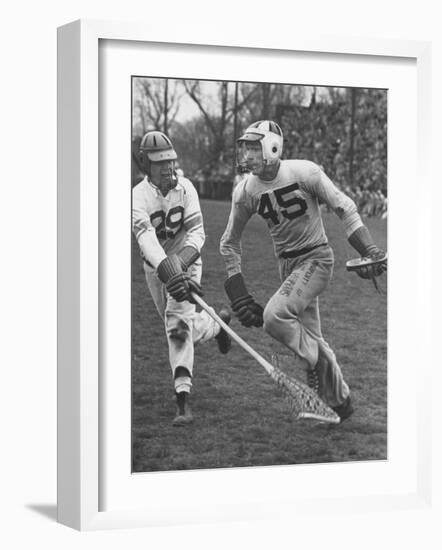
[258,182,308,226]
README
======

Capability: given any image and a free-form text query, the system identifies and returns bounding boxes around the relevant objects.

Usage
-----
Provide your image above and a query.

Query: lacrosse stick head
[346,253,387,293]
[346,253,387,272]
[270,354,340,424]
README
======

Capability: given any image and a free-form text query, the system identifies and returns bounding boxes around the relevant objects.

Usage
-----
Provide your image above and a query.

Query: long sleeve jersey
[132,176,205,271]
[220,160,363,276]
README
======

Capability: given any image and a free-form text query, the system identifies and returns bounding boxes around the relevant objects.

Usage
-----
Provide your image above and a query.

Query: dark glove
[157,255,203,303]
[224,273,263,328]
[355,247,387,279]
[348,226,386,279]
[231,295,264,327]
[166,273,203,303]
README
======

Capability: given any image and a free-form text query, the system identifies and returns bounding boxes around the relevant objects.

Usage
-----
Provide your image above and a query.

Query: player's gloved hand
[356,245,387,279]
[348,226,387,279]
[224,273,263,328]
[231,295,264,327]
[166,273,203,302]
[157,255,203,303]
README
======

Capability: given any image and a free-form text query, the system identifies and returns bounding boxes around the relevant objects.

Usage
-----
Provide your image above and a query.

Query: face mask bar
[236,140,264,174]
[150,159,178,192]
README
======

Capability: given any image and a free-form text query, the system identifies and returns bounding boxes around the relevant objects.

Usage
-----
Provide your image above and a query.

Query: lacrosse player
[220,120,386,421]
[133,130,231,426]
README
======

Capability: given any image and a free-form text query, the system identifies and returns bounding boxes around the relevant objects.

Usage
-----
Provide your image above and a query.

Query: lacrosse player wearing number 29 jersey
[133,131,231,426]
[220,121,386,422]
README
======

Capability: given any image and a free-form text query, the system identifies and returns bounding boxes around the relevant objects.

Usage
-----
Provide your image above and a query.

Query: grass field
[132,199,387,472]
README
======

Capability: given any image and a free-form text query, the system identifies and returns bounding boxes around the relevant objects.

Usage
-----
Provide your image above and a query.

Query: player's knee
[263,301,283,337]
[263,298,300,338]
[167,318,191,344]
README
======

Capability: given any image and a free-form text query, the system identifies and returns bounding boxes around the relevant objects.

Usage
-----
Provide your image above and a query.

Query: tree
[132,77,387,197]
[132,78,182,137]
[182,80,258,174]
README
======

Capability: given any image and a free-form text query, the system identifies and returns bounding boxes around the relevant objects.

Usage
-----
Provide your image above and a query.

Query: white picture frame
[57,19,432,531]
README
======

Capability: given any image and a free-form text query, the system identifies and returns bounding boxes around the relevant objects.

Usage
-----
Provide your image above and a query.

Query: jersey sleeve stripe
[184,215,203,231]
[134,227,147,240]
[183,211,200,223]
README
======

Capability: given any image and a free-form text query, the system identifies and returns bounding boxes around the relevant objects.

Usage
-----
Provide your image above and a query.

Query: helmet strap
[152,170,178,196]
[138,153,151,177]
[260,160,280,181]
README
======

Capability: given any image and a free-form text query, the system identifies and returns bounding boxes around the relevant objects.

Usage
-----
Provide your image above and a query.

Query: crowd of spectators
[342,185,388,219]
[132,154,387,220]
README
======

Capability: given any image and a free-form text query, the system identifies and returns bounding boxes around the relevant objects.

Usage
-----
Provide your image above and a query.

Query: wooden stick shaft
[192,294,340,424]
[192,293,274,377]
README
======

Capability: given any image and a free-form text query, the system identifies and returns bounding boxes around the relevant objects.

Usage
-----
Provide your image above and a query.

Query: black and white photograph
[131,76,387,473]
[3,0,436,543]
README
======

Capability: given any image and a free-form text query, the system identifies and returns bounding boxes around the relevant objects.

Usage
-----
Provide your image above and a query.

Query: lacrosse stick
[191,293,340,424]
[346,253,387,294]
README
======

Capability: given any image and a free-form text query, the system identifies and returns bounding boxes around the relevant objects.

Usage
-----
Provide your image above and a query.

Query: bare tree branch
[134,78,182,133]
[225,85,258,123]
[182,80,217,135]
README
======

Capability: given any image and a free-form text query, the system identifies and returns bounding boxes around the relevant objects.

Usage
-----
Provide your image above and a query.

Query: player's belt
[280,242,328,259]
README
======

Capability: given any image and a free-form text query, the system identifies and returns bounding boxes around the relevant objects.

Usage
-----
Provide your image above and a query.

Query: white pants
[145,261,220,391]
[262,246,350,407]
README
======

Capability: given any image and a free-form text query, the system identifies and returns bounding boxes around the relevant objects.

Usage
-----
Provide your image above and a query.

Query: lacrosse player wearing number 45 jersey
[132,131,231,427]
[220,120,386,422]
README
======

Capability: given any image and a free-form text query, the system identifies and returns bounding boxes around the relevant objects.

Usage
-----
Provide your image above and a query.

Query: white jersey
[132,175,205,270]
[220,160,362,276]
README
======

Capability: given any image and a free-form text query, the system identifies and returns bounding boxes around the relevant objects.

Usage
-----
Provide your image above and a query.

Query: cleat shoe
[332,396,354,422]
[172,408,193,426]
[215,308,231,354]
[306,365,320,394]
[172,391,193,427]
